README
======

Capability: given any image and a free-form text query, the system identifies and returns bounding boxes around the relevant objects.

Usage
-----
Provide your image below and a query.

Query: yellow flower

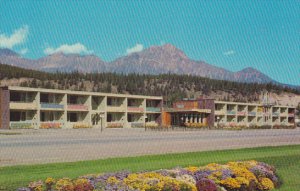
[55,178,74,191]
[45,177,55,185]
[230,166,257,183]
[258,178,275,190]
[235,177,249,186]
[107,176,119,184]
[220,177,241,189]
[186,166,199,173]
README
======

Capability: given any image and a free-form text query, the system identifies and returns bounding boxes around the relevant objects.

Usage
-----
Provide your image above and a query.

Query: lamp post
[144,116,148,131]
[99,113,104,132]
[217,116,220,129]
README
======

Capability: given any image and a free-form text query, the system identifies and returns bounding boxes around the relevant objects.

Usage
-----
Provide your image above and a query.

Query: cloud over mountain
[0,25,29,49]
[44,43,93,55]
[126,43,144,54]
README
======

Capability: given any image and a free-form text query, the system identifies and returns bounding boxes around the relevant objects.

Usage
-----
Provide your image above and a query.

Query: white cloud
[44,43,93,55]
[223,50,236,56]
[126,43,144,54]
[20,48,28,55]
[0,25,29,48]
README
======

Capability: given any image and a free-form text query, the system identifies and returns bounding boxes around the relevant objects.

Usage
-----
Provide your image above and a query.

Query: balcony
[248,112,256,116]
[215,110,226,115]
[146,107,161,113]
[237,111,247,116]
[41,103,64,110]
[107,106,126,112]
[10,102,37,110]
[288,113,295,117]
[127,107,144,113]
[272,112,280,117]
[280,113,287,117]
[67,104,89,111]
[227,110,236,115]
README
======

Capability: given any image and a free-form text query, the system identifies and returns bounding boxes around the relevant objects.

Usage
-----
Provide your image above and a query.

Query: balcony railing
[237,111,247,116]
[10,102,37,110]
[67,104,88,111]
[146,107,161,112]
[248,112,256,116]
[127,107,144,112]
[227,110,236,115]
[41,103,64,109]
[215,110,226,115]
[288,113,295,117]
[272,112,280,117]
[10,121,34,129]
[107,106,126,112]
[280,113,287,117]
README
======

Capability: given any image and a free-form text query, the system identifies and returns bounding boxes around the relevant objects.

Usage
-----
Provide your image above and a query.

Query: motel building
[161,98,296,128]
[0,86,296,130]
[0,86,162,129]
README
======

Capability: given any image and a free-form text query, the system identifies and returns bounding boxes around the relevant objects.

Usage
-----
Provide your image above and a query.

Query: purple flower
[193,170,213,181]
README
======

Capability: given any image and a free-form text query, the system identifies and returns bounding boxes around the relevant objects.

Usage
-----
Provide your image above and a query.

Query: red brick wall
[0,87,10,129]
[197,99,215,127]
[173,101,198,109]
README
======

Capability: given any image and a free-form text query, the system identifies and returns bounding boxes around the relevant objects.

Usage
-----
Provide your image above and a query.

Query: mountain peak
[161,43,178,49]
[145,44,188,60]
[238,67,260,73]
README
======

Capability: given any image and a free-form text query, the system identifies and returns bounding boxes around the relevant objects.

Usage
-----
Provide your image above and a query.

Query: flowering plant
[20,160,280,191]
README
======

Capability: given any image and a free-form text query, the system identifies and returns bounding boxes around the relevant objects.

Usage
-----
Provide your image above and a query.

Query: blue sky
[0,1,299,85]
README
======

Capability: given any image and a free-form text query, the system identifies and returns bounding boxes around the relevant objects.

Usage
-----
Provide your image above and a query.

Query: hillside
[0,44,279,84]
[1,63,299,107]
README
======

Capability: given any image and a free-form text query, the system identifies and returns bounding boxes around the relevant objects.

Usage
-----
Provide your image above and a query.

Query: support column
[35,92,40,129]
[0,87,10,129]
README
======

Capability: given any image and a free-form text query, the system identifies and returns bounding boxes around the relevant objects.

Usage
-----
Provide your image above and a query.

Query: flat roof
[5,86,163,100]
[164,108,211,113]
[215,100,295,108]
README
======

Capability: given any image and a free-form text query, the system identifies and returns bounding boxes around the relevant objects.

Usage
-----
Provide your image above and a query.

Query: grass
[0,144,299,191]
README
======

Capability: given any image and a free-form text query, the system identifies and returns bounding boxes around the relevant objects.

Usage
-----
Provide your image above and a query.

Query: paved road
[1,128,300,166]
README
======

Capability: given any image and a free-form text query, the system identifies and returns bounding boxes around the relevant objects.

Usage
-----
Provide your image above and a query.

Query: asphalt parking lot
[1,128,300,166]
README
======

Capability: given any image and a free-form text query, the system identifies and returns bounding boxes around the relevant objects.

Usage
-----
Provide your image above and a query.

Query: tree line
[0,63,299,105]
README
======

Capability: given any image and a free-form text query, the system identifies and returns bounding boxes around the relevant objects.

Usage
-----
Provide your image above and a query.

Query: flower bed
[107,123,123,128]
[130,122,144,128]
[184,123,207,128]
[18,160,280,191]
[73,123,92,129]
[145,122,159,129]
[10,122,34,129]
[40,122,62,129]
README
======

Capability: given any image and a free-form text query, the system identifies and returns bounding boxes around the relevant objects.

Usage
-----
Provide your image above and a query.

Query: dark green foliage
[0,63,299,104]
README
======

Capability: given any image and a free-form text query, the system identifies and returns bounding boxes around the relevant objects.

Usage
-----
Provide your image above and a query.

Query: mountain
[233,67,274,84]
[0,48,19,57]
[36,52,106,73]
[0,45,277,84]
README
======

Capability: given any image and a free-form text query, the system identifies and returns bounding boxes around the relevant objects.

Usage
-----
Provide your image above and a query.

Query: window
[68,113,77,122]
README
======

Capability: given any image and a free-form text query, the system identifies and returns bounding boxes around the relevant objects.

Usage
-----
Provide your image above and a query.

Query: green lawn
[1,145,300,191]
